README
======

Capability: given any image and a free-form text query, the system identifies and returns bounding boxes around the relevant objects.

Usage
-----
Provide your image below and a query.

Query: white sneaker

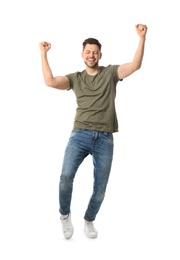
[84,220,98,239]
[60,213,74,239]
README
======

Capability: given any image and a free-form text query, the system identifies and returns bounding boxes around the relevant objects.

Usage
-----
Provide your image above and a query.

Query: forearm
[132,37,146,70]
[40,53,54,86]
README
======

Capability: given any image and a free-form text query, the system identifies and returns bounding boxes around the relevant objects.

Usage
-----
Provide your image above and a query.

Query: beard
[84,61,98,69]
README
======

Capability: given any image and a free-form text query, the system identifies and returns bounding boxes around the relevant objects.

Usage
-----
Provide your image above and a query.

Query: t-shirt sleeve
[65,73,76,90]
[113,65,123,81]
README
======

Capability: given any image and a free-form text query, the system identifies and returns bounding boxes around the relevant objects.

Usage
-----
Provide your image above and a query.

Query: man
[39,24,147,239]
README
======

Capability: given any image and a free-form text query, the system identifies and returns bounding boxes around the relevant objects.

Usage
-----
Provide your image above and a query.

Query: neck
[86,65,100,76]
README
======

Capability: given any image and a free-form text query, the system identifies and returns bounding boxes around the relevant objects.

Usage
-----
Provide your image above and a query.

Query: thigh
[92,132,114,184]
[61,130,90,177]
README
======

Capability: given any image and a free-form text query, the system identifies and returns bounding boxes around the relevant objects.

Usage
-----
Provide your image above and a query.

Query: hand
[135,24,148,38]
[39,41,51,53]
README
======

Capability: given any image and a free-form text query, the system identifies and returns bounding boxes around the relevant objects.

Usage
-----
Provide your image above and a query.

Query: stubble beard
[84,61,98,69]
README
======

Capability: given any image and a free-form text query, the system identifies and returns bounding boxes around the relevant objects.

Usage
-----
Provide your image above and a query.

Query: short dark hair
[82,38,102,51]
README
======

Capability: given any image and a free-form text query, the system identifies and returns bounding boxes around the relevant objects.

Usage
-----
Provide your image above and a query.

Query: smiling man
[82,40,102,69]
[39,23,148,239]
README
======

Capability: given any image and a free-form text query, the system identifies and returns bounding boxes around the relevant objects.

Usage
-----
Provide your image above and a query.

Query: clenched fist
[39,41,51,53]
[135,24,148,38]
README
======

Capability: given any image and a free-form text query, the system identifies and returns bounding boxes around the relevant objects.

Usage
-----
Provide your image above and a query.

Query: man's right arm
[39,42,70,90]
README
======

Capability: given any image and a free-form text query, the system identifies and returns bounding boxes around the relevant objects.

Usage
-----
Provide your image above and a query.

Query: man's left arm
[118,24,148,80]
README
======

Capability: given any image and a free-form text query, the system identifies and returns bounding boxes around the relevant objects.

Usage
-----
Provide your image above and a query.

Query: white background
[0,0,180,259]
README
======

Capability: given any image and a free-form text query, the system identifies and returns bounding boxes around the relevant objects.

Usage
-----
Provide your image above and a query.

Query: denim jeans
[59,129,114,221]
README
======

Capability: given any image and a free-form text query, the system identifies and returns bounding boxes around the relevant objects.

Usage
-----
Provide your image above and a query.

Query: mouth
[87,58,95,63]
[85,58,98,68]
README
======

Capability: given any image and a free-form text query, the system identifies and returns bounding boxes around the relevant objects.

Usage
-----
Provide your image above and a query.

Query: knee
[94,190,105,202]
[60,174,73,189]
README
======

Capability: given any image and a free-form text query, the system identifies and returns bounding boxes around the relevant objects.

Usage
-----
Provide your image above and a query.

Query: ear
[99,52,102,59]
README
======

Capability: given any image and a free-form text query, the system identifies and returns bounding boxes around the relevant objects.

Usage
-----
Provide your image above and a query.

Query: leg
[59,130,89,215]
[84,132,114,221]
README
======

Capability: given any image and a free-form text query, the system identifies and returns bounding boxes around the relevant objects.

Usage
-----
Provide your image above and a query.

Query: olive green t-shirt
[66,65,122,133]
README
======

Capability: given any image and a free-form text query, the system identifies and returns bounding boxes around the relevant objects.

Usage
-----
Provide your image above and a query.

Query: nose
[89,52,94,57]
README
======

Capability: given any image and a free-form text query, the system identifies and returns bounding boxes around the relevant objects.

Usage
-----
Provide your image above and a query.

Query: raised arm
[39,41,70,90]
[118,24,148,80]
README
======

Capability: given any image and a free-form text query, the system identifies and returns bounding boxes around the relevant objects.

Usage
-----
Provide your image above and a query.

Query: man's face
[82,44,102,69]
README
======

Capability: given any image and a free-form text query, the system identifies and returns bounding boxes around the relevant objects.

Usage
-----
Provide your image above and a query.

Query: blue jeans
[59,129,114,221]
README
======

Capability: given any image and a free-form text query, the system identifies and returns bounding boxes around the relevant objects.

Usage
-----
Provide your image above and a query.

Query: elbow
[46,82,53,87]
[134,63,142,71]
[44,78,54,88]
[132,59,143,72]
[137,65,141,71]
[45,81,53,88]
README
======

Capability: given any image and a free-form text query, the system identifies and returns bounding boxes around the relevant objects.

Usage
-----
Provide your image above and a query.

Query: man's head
[82,38,102,51]
[82,38,102,69]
